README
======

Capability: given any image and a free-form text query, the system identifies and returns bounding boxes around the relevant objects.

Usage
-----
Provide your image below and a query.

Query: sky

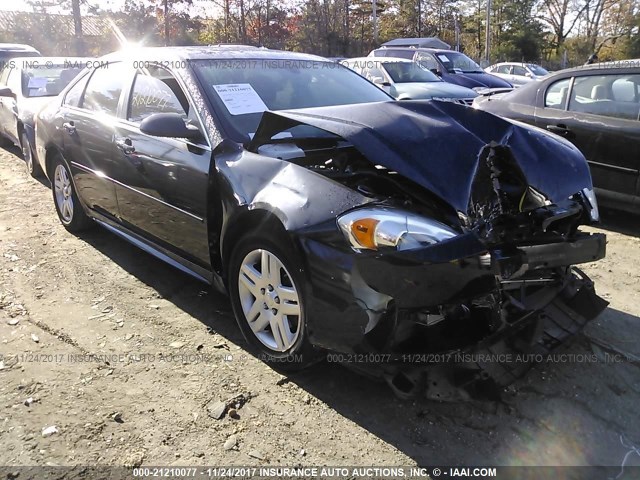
[0,0,216,16]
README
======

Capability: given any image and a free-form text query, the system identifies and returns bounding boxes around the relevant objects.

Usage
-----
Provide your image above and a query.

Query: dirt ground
[1,145,640,470]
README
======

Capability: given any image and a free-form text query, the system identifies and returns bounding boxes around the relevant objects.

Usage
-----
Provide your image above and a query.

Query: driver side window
[127,65,204,141]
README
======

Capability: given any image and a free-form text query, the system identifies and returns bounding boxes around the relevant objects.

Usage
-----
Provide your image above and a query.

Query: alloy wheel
[237,248,302,352]
[54,164,74,224]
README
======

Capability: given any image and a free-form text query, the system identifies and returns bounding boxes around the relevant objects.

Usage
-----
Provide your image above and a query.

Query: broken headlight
[337,207,458,251]
[582,187,600,222]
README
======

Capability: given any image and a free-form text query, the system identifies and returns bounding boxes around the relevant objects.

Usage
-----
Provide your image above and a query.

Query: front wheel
[22,131,42,178]
[51,155,93,232]
[228,232,321,370]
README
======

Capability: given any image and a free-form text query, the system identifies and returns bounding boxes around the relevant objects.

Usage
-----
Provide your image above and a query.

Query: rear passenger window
[82,63,129,115]
[544,78,571,109]
[569,74,640,121]
[496,65,511,74]
[64,74,89,107]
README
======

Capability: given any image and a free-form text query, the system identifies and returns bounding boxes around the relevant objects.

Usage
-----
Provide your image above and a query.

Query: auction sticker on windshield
[213,83,268,115]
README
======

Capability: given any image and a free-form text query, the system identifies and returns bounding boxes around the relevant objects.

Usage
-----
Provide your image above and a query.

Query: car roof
[492,62,528,66]
[558,59,640,74]
[0,43,40,53]
[381,37,451,49]
[101,45,328,63]
[374,46,459,55]
[344,57,413,64]
[9,56,93,65]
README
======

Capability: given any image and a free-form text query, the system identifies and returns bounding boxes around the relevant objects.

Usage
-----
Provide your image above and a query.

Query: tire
[21,131,42,178]
[51,154,94,232]
[228,230,322,370]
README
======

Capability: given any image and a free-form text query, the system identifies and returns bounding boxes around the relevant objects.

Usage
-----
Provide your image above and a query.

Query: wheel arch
[44,144,65,180]
[219,208,296,286]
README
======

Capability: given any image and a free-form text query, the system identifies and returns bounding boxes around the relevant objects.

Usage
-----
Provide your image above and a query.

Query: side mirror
[140,113,201,140]
[370,75,385,85]
[525,72,533,78]
[429,68,441,76]
[0,86,15,98]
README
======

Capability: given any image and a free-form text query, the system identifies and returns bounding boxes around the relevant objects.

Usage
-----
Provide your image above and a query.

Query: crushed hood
[250,100,592,213]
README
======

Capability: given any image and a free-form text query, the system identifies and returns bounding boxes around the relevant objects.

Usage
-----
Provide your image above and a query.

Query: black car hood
[250,100,592,213]
[445,72,512,89]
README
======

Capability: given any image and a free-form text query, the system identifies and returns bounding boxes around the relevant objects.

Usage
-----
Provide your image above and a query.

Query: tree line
[3,0,639,68]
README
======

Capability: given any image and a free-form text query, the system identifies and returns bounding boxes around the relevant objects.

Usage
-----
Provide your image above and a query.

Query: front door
[111,64,211,266]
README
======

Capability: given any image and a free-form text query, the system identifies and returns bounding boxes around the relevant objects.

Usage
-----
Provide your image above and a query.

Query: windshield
[192,59,392,142]
[383,62,440,83]
[22,66,83,98]
[436,52,483,73]
[528,64,549,76]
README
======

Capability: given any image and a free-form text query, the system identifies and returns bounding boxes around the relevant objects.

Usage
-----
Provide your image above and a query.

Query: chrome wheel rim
[22,134,32,173]
[238,249,302,352]
[54,164,73,224]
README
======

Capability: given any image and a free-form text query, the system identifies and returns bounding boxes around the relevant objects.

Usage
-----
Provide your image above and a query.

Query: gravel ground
[1,146,640,469]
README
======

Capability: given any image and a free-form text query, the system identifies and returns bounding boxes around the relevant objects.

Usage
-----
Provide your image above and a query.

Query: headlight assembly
[337,207,458,251]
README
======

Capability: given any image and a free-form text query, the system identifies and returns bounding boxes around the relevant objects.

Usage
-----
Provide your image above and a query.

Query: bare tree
[538,0,591,49]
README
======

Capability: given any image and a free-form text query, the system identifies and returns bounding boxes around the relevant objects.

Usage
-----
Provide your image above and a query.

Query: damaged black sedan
[35,47,607,396]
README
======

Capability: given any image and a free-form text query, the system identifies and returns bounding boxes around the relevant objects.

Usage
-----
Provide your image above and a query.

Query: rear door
[535,72,640,206]
[111,64,212,266]
[60,62,133,219]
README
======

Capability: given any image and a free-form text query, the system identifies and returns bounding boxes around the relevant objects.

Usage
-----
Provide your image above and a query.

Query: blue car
[369,45,513,90]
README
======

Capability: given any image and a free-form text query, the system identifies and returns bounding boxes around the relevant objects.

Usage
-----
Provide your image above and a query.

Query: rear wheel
[228,230,321,370]
[51,155,93,232]
[21,131,42,178]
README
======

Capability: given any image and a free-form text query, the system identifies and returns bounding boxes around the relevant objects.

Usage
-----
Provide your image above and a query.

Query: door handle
[115,137,135,154]
[546,124,574,139]
[62,121,76,135]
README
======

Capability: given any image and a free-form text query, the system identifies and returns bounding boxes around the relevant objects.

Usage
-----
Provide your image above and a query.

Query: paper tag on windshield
[437,54,450,62]
[213,84,267,115]
[27,77,47,89]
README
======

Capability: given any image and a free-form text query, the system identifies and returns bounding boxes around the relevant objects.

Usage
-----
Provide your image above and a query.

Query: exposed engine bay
[246,100,607,399]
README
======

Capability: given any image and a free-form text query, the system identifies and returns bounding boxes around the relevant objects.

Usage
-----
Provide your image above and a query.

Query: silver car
[484,62,549,87]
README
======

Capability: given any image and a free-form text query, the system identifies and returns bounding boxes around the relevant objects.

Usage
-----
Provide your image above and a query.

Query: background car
[341,57,477,103]
[0,56,88,176]
[0,43,40,64]
[35,47,605,397]
[369,46,513,90]
[485,62,549,86]
[473,60,640,214]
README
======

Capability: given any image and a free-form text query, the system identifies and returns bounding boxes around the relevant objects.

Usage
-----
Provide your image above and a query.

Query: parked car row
[0,43,610,397]
[340,57,478,103]
[369,43,513,90]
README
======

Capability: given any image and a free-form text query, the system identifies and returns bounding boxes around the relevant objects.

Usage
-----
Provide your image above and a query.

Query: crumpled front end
[249,100,608,398]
